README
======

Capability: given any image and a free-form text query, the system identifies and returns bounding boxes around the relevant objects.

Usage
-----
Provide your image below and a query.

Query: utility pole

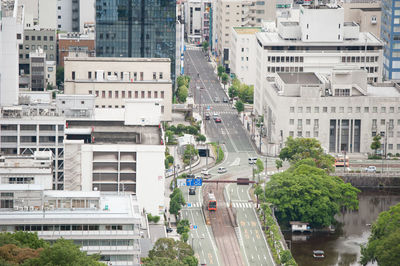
[259,123,263,154]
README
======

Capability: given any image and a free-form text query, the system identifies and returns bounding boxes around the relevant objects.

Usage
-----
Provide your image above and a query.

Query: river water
[283,188,400,266]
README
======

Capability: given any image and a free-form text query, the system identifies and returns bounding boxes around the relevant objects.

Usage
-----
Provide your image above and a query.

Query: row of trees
[176,76,191,103]
[0,232,104,265]
[217,65,229,89]
[169,188,186,216]
[228,78,254,104]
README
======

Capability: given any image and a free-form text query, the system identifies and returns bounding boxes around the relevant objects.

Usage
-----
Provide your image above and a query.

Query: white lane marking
[229,157,240,167]
[252,207,274,264]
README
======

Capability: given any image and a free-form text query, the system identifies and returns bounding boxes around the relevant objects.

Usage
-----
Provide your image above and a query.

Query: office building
[254,4,383,107]
[0,151,53,189]
[63,100,166,216]
[213,0,276,66]
[58,32,96,67]
[184,0,212,44]
[56,0,95,32]
[64,57,172,121]
[381,0,400,79]
[230,27,260,85]
[29,49,46,91]
[255,67,400,155]
[0,105,65,190]
[0,0,24,107]
[0,185,142,266]
[95,0,176,81]
[19,29,56,75]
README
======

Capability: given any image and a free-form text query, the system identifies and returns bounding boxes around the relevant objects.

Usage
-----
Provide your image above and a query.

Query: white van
[217,167,227,173]
[248,157,257,164]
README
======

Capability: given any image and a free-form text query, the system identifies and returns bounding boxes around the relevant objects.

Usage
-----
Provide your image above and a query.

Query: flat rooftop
[65,57,171,63]
[302,4,341,10]
[278,72,322,84]
[358,8,381,12]
[367,85,400,97]
[233,27,261,35]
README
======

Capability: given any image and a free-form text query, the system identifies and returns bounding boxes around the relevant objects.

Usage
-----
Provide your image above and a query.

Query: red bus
[206,193,217,211]
[335,156,349,167]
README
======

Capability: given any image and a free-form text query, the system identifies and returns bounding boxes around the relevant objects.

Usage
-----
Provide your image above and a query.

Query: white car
[248,157,257,165]
[201,168,211,178]
[365,166,377,173]
[217,167,227,174]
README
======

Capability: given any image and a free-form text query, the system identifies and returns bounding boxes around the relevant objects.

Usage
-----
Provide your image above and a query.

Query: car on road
[248,157,257,164]
[205,113,210,120]
[217,167,227,173]
[214,97,220,103]
[215,117,222,123]
[201,168,211,178]
[223,97,228,103]
[365,166,377,173]
[166,227,173,233]
[189,187,196,195]
[213,113,219,120]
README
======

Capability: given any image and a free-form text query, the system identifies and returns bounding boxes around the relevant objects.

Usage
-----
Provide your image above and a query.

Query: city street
[182,47,275,266]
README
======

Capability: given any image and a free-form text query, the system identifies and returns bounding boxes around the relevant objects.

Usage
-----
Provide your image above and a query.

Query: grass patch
[210,142,224,164]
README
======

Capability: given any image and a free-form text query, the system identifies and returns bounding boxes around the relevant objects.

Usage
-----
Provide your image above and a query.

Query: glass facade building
[381,0,400,79]
[96,0,176,80]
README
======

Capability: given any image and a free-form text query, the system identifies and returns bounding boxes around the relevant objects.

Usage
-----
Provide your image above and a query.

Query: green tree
[360,203,400,266]
[275,159,283,171]
[221,73,229,89]
[56,66,64,88]
[255,158,264,174]
[254,184,264,209]
[265,163,359,228]
[145,238,196,264]
[23,239,104,266]
[169,200,182,216]
[177,75,190,88]
[279,137,335,172]
[0,232,48,250]
[177,219,190,235]
[185,125,198,135]
[228,85,239,98]
[169,188,185,215]
[238,84,254,103]
[217,65,225,79]
[180,232,189,243]
[202,41,209,52]
[370,135,382,155]
[196,134,206,142]
[183,144,198,165]
[235,100,244,113]
[177,85,188,103]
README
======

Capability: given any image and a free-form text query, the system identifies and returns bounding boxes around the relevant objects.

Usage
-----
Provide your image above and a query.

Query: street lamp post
[259,123,263,154]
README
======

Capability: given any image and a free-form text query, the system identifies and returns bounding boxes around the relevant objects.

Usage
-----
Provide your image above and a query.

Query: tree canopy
[370,135,381,155]
[169,188,186,215]
[235,100,244,113]
[265,161,359,228]
[360,203,400,266]
[229,78,253,103]
[279,137,335,172]
[143,238,198,266]
[217,65,225,79]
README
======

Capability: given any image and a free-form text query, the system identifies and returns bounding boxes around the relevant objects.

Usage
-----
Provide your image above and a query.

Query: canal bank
[284,188,400,266]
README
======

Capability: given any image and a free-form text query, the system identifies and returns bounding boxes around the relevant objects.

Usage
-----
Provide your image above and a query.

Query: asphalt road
[183,47,275,266]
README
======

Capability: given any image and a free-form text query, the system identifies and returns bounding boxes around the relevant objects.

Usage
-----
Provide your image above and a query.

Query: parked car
[365,166,377,173]
[205,113,210,120]
[214,97,220,103]
[201,168,211,177]
[223,97,228,103]
[217,167,227,173]
[189,187,196,195]
[166,227,173,233]
[215,117,222,123]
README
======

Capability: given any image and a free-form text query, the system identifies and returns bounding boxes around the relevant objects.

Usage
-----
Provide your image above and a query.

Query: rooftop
[233,27,261,35]
[65,57,171,63]
[367,85,400,97]
[278,72,322,84]
[302,4,341,10]
[358,7,381,12]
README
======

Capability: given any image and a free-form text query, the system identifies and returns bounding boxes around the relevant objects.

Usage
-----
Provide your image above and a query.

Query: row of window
[289,119,319,126]
[20,53,54,60]
[1,136,63,143]
[73,71,164,81]
[94,105,165,113]
[372,131,400,138]
[13,224,135,231]
[341,56,379,63]
[267,66,304,73]
[268,56,304,63]
[73,239,138,247]
[289,131,319,138]
[20,44,54,50]
[0,125,63,131]
[289,106,400,114]
[24,35,54,41]
[90,90,165,99]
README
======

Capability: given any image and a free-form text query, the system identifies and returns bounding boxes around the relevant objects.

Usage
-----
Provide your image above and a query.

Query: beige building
[213,0,276,65]
[341,1,381,38]
[64,57,172,121]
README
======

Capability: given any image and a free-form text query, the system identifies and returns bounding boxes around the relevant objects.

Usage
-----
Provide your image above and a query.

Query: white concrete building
[184,0,212,44]
[63,102,165,216]
[230,27,260,85]
[64,57,173,121]
[38,0,56,29]
[0,151,52,189]
[56,0,95,32]
[0,105,65,190]
[255,67,400,155]
[254,4,383,106]
[0,185,142,266]
[0,0,24,107]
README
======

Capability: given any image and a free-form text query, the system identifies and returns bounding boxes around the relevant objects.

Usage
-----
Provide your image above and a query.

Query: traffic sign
[177,179,187,187]
[186,178,203,186]
[187,203,192,207]
[207,105,210,110]
[193,225,198,229]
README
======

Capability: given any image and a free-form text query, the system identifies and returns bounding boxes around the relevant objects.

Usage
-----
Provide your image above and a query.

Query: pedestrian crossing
[185,46,202,51]
[230,202,254,209]
[185,202,202,208]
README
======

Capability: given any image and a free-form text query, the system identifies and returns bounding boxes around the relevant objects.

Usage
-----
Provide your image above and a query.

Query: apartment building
[0,185,142,266]
[254,4,383,106]
[64,57,172,121]
[56,0,95,32]
[230,27,260,85]
[184,0,212,44]
[0,105,65,190]
[0,0,24,107]
[341,1,381,38]
[58,32,95,67]
[213,0,275,65]
[62,101,165,216]
[255,67,400,155]
[0,151,53,189]
[19,28,57,75]
[29,49,46,91]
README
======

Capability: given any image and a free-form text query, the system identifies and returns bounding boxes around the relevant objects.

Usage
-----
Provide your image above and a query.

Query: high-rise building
[381,0,400,80]
[95,0,176,81]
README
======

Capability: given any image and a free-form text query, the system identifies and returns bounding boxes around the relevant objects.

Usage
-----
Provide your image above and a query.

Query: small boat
[313,250,325,258]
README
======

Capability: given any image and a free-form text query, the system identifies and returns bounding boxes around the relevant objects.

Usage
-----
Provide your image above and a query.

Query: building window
[290,107,294,113]
[331,107,336,113]
[95,91,99,97]
[297,131,302,137]
[373,107,378,113]
[153,72,157,80]
[122,91,125,98]
[140,72,144,81]
[50,45,54,50]
[89,90,93,95]
[108,91,112,98]
[81,101,85,104]
[25,35,29,41]
[356,107,361,113]
[306,131,310,137]
[161,106,165,114]
[50,36,54,41]
[390,107,395,113]
[161,91,165,98]
[314,107,319,113]
[135,91,138,98]
[159,72,163,79]
[141,91,145,98]
[88,72,92,79]
[72,71,75,80]
[154,91,158,98]
[323,107,327,113]
[381,107,386,113]
[297,107,303,113]
[381,119,385,126]
[306,107,311,113]
[289,119,294,125]
[306,119,311,125]
[128,91,132,98]
[339,107,344,113]
[115,91,119,98]
[314,131,319,137]
[364,107,369,113]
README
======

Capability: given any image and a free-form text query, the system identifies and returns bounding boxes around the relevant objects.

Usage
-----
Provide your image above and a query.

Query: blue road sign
[187,203,192,207]
[184,45,186,51]
[193,225,198,229]
[207,105,210,110]
[186,178,203,186]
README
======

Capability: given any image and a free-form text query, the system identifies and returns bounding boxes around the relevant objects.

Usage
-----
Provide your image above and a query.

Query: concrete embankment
[336,173,400,188]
